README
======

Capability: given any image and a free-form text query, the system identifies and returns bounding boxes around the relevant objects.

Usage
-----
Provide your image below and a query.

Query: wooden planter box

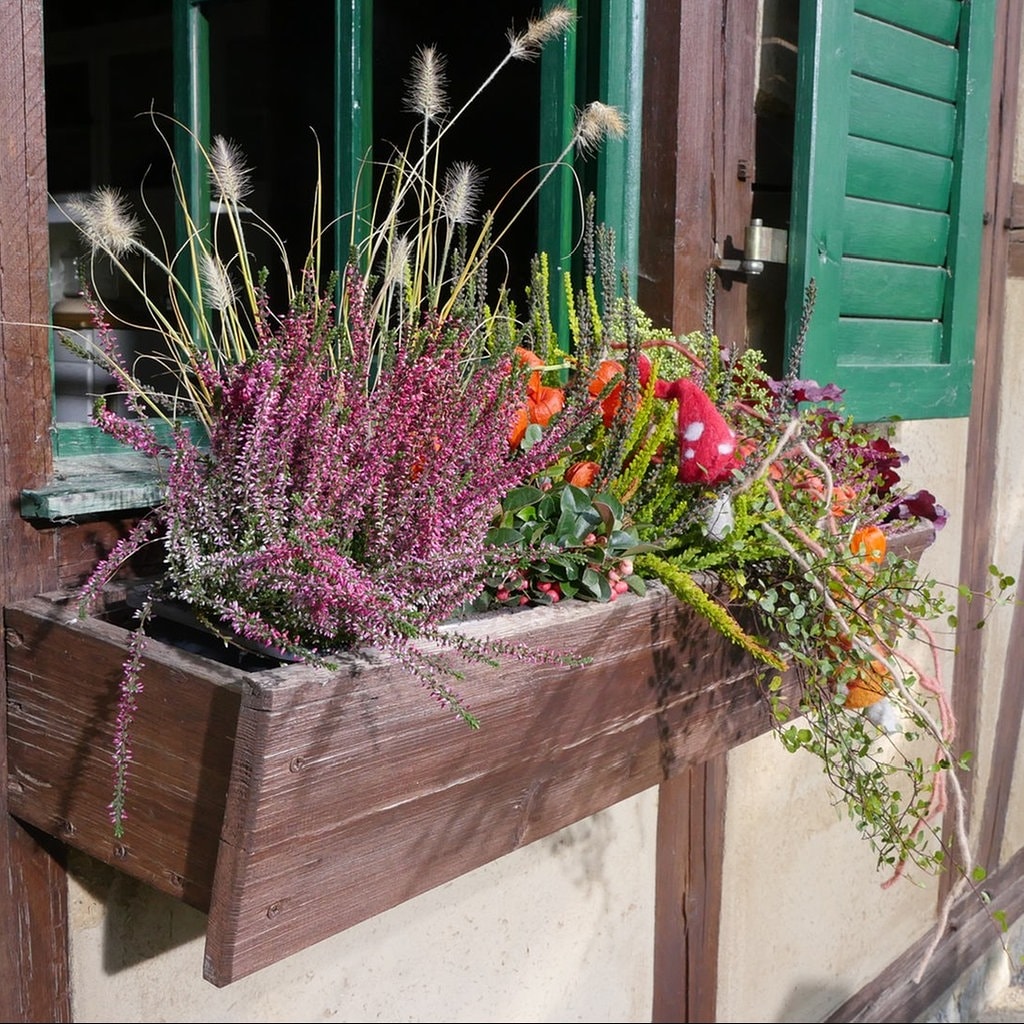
[8,523,935,986]
[6,522,934,986]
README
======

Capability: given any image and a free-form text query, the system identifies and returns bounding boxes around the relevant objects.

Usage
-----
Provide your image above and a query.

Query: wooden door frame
[0,1,71,1020]
[640,2,758,1021]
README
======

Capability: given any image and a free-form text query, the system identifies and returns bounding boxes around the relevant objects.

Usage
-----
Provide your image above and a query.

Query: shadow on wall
[772,980,854,1024]
[69,849,206,973]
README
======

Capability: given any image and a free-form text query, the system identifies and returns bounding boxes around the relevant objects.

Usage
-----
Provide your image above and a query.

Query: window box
[3,525,930,986]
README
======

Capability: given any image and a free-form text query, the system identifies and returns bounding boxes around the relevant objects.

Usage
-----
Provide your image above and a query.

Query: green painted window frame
[38,0,643,515]
[784,0,996,422]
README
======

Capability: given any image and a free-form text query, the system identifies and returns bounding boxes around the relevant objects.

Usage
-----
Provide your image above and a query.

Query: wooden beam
[642,3,757,1019]
[826,844,1024,1023]
[652,757,726,1023]
[0,1,70,1019]
[637,0,756,342]
[948,0,1022,884]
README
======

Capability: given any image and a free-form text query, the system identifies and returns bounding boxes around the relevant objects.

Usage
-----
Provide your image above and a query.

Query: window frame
[31,0,644,515]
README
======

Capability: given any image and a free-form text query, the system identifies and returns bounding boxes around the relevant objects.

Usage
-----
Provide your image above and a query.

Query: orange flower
[844,658,890,708]
[509,347,565,447]
[780,466,858,517]
[529,382,565,426]
[850,524,886,565]
[508,407,530,448]
[565,460,600,487]
[589,359,625,427]
[831,484,856,517]
[843,643,891,709]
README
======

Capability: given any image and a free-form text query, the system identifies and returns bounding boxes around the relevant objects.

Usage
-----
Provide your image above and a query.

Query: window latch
[713,219,789,275]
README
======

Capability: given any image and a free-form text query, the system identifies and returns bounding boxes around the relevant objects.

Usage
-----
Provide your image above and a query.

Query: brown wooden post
[640,2,757,1020]
[0,1,71,1019]
[951,0,1024,884]
[638,0,756,344]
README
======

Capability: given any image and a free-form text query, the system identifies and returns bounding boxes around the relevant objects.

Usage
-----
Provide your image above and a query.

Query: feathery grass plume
[442,162,483,225]
[383,233,413,292]
[509,5,577,60]
[209,135,253,204]
[199,252,237,312]
[405,45,449,122]
[575,101,628,154]
[351,8,587,344]
[65,187,142,259]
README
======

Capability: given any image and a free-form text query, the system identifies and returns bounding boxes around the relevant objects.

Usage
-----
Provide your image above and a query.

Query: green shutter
[591,0,645,281]
[785,0,995,421]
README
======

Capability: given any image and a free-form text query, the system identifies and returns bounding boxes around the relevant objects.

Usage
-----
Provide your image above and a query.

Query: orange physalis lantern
[850,524,887,565]
[565,460,600,487]
[589,359,625,427]
[843,656,890,709]
[509,347,565,447]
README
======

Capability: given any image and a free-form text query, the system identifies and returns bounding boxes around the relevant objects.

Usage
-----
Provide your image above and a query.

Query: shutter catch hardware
[713,219,788,275]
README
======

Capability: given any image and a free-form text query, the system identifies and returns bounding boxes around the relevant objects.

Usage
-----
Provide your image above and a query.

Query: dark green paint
[787,0,995,421]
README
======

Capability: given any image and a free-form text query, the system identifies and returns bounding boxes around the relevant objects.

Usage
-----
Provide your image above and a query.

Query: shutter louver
[785,0,995,421]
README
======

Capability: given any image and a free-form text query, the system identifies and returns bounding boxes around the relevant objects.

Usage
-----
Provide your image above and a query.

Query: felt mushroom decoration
[656,376,740,485]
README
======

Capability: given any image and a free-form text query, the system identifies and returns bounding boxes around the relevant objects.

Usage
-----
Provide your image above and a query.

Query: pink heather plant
[156,271,596,674]
[79,268,599,834]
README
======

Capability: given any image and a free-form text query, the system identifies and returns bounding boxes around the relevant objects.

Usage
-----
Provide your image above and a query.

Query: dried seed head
[404,45,449,122]
[441,162,484,225]
[575,102,628,153]
[199,253,237,311]
[383,234,412,291]
[509,5,576,60]
[66,187,141,259]
[209,136,253,204]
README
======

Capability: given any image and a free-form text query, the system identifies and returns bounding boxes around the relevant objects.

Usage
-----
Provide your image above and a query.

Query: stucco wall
[68,789,657,1023]
[716,419,970,1024]
[995,273,1024,863]
[992,29,1024,862]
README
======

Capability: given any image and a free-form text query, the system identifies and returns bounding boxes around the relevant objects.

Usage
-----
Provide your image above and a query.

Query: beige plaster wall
[68,788,657,1023]
[992,13,1024,862]
[716,419,970,1024]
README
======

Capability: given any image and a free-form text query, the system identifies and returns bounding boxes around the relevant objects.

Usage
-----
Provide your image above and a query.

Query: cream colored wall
[68,788,657,1023]
[716,420,970,1023]
[995,273,1024,860]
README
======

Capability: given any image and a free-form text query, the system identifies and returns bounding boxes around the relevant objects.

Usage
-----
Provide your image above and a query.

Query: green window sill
[21,454,165,519]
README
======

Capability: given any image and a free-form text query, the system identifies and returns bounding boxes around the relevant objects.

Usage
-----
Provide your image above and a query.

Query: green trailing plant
[477,221,1017,977]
